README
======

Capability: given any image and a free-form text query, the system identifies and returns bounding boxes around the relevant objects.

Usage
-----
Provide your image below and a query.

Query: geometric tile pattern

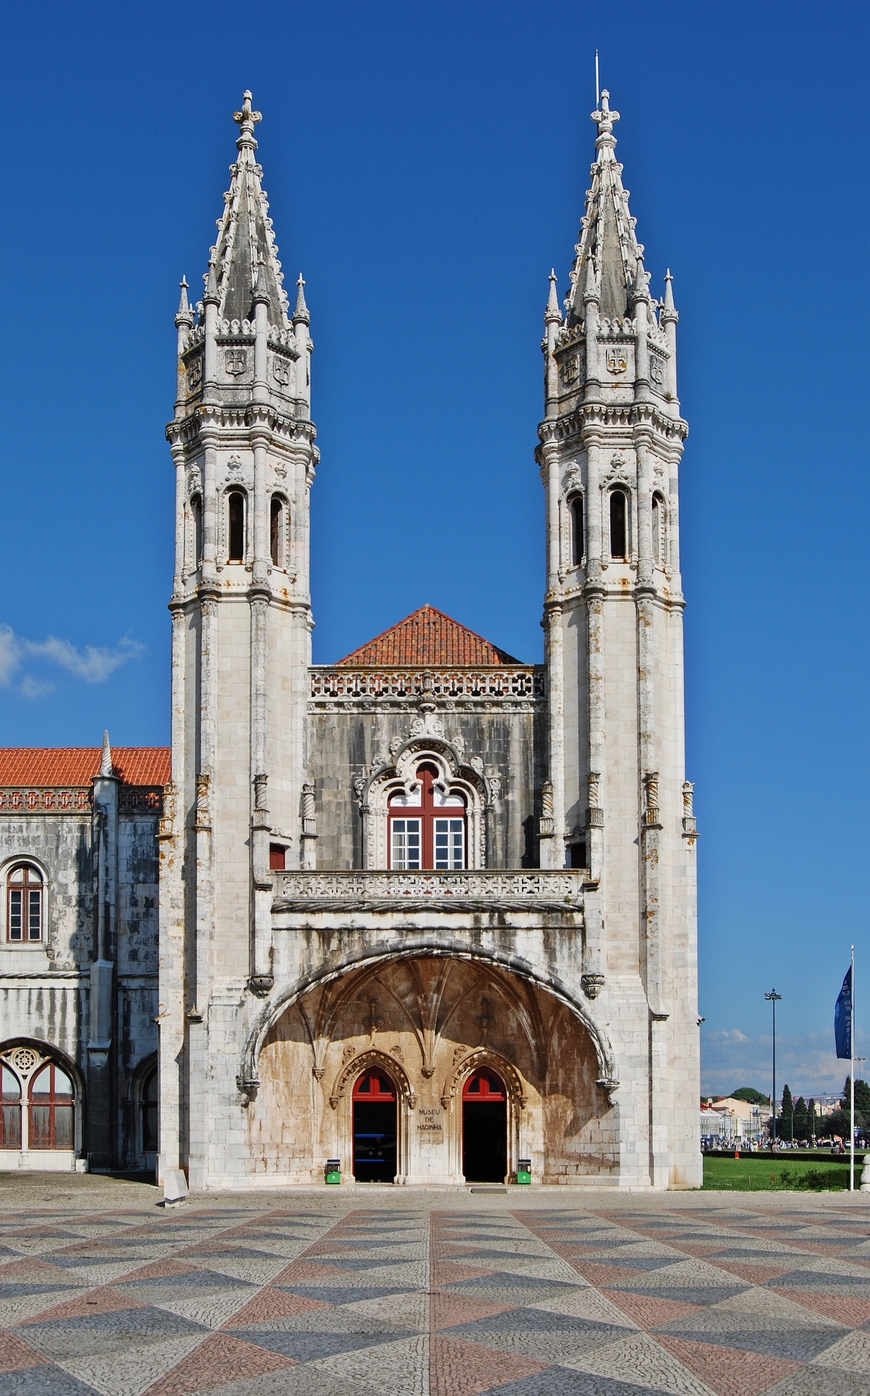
[0,1198,869,1394]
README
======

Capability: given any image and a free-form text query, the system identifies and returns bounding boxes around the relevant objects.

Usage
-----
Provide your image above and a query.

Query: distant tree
[731,1087,768,1105]
[837,1078,870,1133]
[793,1096,808,1140]
[828,1108,851,1140]
[779,1084,794,1141]
[807,1098,817,1140]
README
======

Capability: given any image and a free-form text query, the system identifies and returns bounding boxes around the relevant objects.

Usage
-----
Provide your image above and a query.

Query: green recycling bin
[325,1158,341,1184]
[516,1158,531,1185]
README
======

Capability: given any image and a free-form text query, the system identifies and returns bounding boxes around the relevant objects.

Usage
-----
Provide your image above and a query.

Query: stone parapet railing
[273,869,583,915]
[309,667,545,705]
[0,787,163,815]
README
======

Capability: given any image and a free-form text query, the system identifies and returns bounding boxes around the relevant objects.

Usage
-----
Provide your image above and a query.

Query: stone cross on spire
[591,89,620,138]
[233,90,262,153]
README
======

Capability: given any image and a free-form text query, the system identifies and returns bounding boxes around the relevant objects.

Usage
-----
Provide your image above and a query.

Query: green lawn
[703,1154,858,1191]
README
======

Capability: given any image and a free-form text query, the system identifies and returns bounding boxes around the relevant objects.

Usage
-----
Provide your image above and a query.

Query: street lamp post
[765,990,782,1146]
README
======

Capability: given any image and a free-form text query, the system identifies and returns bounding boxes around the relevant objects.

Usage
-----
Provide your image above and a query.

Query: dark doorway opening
[462,1067,507,1182]
[352,1067,397,1182]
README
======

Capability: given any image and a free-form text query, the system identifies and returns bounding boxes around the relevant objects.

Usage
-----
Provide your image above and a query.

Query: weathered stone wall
[308,696,547,871]
[0,805,160,1167]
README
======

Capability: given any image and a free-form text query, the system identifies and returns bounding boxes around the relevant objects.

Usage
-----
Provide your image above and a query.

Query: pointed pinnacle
[175,276,193,326]
[204,261,219,304]
[545,269,561,323]
[583,255,598,302]
[292,273,310,324]
[661,269,678,323]
[99,730,113,778]
[253,257,270,305]
[632,254,649,303]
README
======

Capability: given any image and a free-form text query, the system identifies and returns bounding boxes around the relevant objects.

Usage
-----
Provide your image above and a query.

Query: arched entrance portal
[352,1067,397,1182]
[462,1067,507,1182]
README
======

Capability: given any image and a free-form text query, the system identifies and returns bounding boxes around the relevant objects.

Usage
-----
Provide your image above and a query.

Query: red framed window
[28,1062,74,1149]
[389,764,466,870]
[462,1067,507,1101]
[352,1068,397,1102]
[0,1066,21,1149]
[7,866,42,943]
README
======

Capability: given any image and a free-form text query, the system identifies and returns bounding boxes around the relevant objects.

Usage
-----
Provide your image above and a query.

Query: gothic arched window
[0,1065,21,1148]
[389,763,466,870]
[569,494,584,567]
[270,495,287,567]
[609,488,628,560]
[28,1062,74,1149]
[190,493,203,567]
[6,865,43,943]
[651,492,664,564]
[227,490,246,562]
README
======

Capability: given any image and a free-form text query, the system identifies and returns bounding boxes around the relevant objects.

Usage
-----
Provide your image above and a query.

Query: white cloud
[0,626,20,686]
[19,675,54,698]
[0,625,144,697]
[701,1025,865,1100]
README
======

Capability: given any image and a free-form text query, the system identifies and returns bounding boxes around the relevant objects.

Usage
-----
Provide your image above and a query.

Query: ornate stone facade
[0,88,700,1187]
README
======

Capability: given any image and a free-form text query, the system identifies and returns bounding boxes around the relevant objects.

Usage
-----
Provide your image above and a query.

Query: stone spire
[99,730,113,778]
[292,273,310,325]
[566,90,642,325]
[204,91,290,325]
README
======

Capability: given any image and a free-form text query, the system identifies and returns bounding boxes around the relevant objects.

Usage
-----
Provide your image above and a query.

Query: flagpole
[851,944,855,1192]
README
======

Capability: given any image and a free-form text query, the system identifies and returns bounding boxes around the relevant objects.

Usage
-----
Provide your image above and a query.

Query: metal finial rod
[595,50,600,107]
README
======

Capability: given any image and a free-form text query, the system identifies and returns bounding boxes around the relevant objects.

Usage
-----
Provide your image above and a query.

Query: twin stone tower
[160,90,700,1190]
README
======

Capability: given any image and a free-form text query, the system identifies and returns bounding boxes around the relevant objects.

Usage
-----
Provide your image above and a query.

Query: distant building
[701,1097,763,1144]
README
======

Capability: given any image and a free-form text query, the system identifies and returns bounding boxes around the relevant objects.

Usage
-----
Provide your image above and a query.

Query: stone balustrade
[273,868,584,914]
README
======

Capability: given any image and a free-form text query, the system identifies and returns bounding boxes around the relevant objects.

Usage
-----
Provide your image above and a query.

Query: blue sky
[0,1,867,1098]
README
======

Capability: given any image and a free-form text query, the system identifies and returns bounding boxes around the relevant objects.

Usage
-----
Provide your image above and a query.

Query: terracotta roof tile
[336,605,520,668]
[0,747,170,788]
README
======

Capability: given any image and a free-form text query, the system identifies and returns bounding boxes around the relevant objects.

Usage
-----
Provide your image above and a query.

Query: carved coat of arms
[225,348,248,376]
[272,356,291,386]
[606,346,627,375]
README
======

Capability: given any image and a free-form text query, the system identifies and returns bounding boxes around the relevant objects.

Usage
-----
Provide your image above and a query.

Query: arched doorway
[462,1066,507,1182]
[352,1067,397,1182]
[141,1067,158,1170]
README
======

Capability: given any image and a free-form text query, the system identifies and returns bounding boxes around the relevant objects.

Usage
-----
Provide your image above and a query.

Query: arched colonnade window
[0,1046,76,1152]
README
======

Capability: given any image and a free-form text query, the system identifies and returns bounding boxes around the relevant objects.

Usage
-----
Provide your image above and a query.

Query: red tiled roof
[336,605,520,667]
[0,747,170,788]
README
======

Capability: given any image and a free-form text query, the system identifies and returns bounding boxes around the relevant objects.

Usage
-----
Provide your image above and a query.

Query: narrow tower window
[7,865,43,943]
[609,488,628,560]
[190,493,203,566]
[270,496,285,567]
[228,491,246,562]
[651,492,664,564]
[569,494,584,567]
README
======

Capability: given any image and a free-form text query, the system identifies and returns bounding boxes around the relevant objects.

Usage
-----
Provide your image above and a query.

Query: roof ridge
[335,605,521,667]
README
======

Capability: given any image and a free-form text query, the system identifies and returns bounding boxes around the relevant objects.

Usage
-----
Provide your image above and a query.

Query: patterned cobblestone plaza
[0,1180,868,1394]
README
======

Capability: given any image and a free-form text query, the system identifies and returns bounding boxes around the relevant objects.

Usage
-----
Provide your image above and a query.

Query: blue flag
[835,966,853,1060]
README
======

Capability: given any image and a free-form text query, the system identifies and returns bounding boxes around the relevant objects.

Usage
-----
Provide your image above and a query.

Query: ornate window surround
[1,858,48,948]
[359,739,491,870]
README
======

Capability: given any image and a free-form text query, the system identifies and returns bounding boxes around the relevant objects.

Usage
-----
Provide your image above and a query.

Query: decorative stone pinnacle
[99,730,113,778]
[175,276,193,325]
[292,273,310,324]
[591,88,619,152]
[545,270,561,323]
[253,257,269,304]
[233,90,262,151]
